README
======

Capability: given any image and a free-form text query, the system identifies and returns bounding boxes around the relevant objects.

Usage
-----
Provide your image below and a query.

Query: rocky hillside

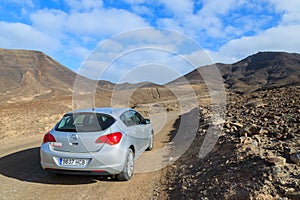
[0,48,114,103]
[170,52,300,93]
[0,48,201,107]
[220,52,300,92]
[2,49,299,104]
[162,85,300,199]
[0,48,77,93]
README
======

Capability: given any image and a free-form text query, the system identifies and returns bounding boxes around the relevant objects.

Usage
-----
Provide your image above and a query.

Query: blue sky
[1,0,300,83]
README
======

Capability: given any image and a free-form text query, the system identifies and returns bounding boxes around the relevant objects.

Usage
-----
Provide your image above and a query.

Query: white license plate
[59,158,87,166]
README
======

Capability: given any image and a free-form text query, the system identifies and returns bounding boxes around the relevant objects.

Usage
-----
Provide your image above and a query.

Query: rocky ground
[1,83,299,200]
[162,85,300,199]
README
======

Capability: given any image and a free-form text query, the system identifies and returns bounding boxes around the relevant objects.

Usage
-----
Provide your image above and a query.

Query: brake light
[43,132,56,143]
[95,132,122,145]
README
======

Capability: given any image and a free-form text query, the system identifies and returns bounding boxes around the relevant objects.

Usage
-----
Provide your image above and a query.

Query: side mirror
[144,119,151,124]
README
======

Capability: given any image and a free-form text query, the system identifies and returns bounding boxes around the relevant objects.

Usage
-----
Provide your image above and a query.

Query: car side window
[131,111,144,125]
[120,111,136,127]
[97,114,115,130]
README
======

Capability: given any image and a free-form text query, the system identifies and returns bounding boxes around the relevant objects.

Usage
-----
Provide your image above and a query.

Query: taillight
[95,132,122,145]
[43,132,56,143]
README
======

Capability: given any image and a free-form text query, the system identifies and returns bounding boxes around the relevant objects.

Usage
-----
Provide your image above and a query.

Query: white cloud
[160,0,194,16]
[156,0,274,42]
[78,28,214,83]
[64,0,103,11]
[114,28,177,47]
[131,5,152,16]
[213,24,300,62]
[96,49,195,84]
[1,0,300,83]
[77,60,109,79]
[66,45,91,61]
[207,0,300,63]
[65,8,149,37]
[182,50,214,67]
[116,64,182,84]
[208,50,238,64]
[198,0,243,16]
[26,5,151,64]
[98,39,124,52]
[269,0,300,25]
[0,21,61,53]
[122,0,146,4]
[30,9,68,38]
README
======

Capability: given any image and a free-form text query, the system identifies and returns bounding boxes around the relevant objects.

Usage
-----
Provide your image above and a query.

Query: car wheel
[146,132,154,151]
[117,148,134,181]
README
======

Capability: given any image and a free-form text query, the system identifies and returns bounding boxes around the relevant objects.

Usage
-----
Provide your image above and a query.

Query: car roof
[66,107,132,118]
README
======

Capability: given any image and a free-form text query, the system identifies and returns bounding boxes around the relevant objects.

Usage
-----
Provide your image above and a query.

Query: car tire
[117,148,134,181]
[146,132,154,151]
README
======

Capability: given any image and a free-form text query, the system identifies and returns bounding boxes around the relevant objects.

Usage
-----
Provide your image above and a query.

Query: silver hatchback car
[40,108,154,181]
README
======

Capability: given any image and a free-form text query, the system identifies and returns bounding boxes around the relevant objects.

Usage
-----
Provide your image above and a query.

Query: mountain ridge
[0,48,116,103]
[0,48,77,93]
[220,51,300,92]
[170,51,300,93]
[1,48,299,103]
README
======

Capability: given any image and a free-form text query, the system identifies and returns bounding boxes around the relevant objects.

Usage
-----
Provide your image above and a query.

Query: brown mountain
[170,51,300,93]
[1,49,299,104]
[220,51,300,92]
[0,48,176,106]
[0,49,78,93]
[0,48,114,103]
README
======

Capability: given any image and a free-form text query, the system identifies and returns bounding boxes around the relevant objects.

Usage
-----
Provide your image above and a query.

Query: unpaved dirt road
[0,112,180,200]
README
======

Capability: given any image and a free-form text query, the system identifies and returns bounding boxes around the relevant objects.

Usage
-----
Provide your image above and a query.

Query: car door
[120,110,143,155]
[130,110,150,151]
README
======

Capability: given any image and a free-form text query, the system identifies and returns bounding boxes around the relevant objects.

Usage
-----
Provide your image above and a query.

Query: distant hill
[1,49,299,104]
[0,48,114,103]
[115,82,163,90]
[0,49,77,93]
[169,51,300,93]
[220,52,300,92]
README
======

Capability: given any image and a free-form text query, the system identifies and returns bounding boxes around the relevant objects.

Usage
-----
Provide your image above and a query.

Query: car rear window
[55,113,115,132]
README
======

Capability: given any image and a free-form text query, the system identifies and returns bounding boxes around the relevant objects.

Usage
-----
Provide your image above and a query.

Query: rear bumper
[40,143,128,175]
[45,168,111,175]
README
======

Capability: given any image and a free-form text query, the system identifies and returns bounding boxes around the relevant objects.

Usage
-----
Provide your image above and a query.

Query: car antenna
[90,96,95,111]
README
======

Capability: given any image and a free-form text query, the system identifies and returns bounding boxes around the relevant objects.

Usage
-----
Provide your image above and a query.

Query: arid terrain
[0,49,299,199]
[0,99,182,200]
[162,85,300,199]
